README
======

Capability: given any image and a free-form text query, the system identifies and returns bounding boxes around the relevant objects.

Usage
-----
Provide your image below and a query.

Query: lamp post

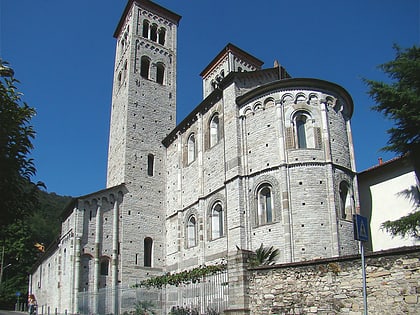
[0,245,13,285]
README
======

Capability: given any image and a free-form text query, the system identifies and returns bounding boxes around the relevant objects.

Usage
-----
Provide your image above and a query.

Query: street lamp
[0,263,12,285]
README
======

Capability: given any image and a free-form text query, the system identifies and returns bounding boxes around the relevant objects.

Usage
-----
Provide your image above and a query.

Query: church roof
[200,43,264,79]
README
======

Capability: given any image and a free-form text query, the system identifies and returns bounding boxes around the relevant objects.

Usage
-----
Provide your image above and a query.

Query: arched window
[144,237,153,267]
[147,154,154,176]
[156,63,165,84]
[100,259,109,276]
[339,181,352,220]
[187,215,197,248]
[187,133,196,164]
[142,20,149,38]
[211,202,224,239]
[293,111,317,149]
[140,56,150,79]
[296,113,308,148]
[158,27,166,45]
[209,114,220,148]
[257,185,273,225]
[150,24,158,42]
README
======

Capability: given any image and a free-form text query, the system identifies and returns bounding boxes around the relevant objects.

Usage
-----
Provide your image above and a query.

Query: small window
[158,27,166,45]
[211,202,224,239]
[257,185,273,225]
[144,237,153,267]
[140,56,150,79]
[156,63,165,84]
[150,24,158,42]
[209,114,220,148]
[142,20,149,38]
[292,111,316,149]
[147,154,154,176]
[187,133,196,164]
[339,181,353,220]
[100,260,109,276]
[296,114,308,148]
[187,215,197,248]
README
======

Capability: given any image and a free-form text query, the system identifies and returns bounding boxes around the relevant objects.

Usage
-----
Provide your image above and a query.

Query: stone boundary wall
[248,246,420,314]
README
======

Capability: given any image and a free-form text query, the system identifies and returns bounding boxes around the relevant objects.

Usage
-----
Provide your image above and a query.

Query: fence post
[224,249,251,315]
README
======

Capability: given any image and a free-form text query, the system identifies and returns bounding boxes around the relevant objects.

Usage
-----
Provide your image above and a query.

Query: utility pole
[0,245,12,285]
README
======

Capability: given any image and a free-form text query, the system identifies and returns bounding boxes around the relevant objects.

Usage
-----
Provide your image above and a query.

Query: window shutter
[315,127,322,149]
[285,127,295,149]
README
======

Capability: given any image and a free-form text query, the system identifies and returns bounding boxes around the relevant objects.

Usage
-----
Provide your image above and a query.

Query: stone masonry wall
[248,246,420,314]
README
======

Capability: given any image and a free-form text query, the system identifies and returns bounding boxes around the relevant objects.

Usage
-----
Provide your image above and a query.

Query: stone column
[224,249,252,315]
[93,200,102,314]
[112,195,119,315]
[73,237,81,314]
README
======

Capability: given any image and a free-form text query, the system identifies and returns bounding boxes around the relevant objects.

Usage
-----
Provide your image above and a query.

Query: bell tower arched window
[150,24,158,42]
[158,27,166,45]
[140,56,150,79]
[156,63,165,84]
[142,20,149,38]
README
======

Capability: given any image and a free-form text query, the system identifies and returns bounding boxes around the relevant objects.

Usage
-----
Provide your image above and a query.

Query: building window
[211,202,224,239]
[142,20,149,38]
[187,215,197,248]
[100,259,109,276]
[156,63,165,84]
[187,133,196,164]
[158,27,166,45]
[209,114,220,148]
[291,111,318,149]
[257,185,273,225]
[150,24,158,42]
[140,56,150,79]
[144,237,153,267]
[339,181,352,220]
[296,114,308,148]
[147,154,154,176]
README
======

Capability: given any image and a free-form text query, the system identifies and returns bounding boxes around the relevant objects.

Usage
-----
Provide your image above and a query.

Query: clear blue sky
[1,0,419,197]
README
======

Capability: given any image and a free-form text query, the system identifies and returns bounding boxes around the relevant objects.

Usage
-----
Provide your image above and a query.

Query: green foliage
[364,45,420,240]
[168,306,199,315]
[382,210,420,240]
[0,60,43,228]
[0,60,71,309]
[363,45,420,156]
[134,263,227,289]
[135,301,157,315]
[248,243,280,267]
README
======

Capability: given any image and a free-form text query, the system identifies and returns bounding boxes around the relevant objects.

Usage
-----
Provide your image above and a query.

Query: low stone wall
[248,246,420,314]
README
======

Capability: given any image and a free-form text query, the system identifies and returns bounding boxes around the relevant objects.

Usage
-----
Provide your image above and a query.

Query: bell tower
[106,0,181,282]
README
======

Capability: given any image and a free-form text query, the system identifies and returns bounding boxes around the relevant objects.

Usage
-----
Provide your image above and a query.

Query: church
[29,0,359,314]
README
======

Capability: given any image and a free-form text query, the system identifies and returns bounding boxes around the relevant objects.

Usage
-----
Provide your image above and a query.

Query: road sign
[16,292,21,297]
[353,214,369,242]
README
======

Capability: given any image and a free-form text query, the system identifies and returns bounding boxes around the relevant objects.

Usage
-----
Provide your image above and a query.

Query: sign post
[353,214,369,315]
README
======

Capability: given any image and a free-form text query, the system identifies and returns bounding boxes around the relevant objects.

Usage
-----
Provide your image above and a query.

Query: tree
[364,45,420,239]
[248,243,280,267]
[0,60,42,228]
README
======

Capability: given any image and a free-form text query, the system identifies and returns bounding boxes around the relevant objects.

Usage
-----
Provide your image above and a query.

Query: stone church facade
[29,0,359,313]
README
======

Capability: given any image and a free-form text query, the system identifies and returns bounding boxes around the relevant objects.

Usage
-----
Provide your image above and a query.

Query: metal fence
[76,271,228,315]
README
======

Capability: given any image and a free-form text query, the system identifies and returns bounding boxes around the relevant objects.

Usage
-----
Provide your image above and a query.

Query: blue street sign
[16,291,21,297]
[353,214,369,242]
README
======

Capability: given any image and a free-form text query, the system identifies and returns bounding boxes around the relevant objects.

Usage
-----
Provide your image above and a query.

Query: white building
[358,155,420,251]
[29,0,360,314]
